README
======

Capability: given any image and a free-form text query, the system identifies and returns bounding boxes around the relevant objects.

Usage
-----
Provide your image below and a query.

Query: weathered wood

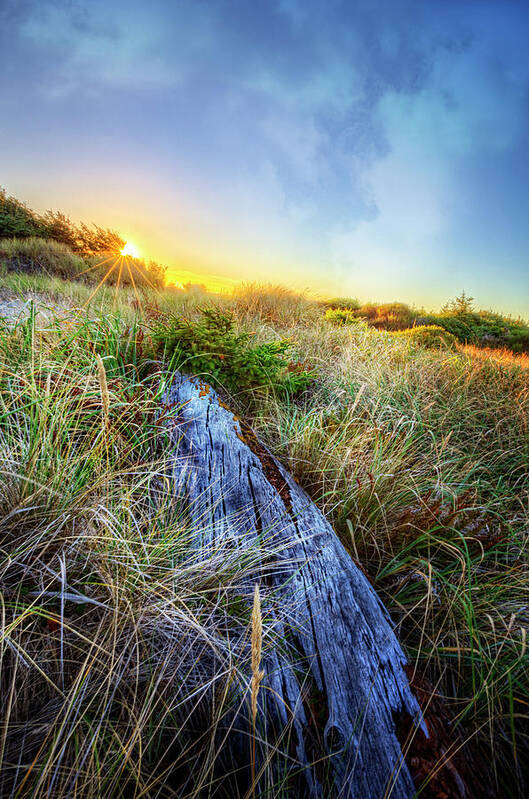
[163,373,425,798]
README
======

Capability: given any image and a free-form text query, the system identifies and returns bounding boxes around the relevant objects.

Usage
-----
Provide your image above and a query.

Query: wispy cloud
[2,0,529,312]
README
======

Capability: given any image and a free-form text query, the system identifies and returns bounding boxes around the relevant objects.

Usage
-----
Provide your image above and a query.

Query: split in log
[163,373,426,798]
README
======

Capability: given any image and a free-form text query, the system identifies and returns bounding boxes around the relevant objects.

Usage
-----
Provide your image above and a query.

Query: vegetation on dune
[1,212,529,795]
[323,290,529,353]
[0,307,292,798]
[0,236,87,279]
[152,305,315,397]
[2,187,528,353]
[232,282,321,326]
[244,303,529,797]
[0,188,167,289]
[392,323,458,350]
[0,235,167,290]
[324,306,367,327]
[423,307,529,353]
[0,187,125,253]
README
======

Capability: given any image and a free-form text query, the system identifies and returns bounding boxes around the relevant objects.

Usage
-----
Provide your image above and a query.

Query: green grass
[0,304,301,798]
[0,277,528,796]
[0,237,87,279]
[240,311,529,796]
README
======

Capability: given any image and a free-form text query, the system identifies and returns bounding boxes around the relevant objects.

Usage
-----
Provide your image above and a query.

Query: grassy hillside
[0,261,528,795]
[324,292,529,353]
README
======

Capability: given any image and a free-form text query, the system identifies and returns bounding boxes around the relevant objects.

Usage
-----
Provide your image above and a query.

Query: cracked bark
[163,372,425,799]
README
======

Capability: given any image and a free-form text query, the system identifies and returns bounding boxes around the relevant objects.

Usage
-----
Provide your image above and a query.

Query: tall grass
[244,318,529,796]
[232,283,321,328]
[0,237,87,279]
[0,309,292,798]
[1,279,528,796]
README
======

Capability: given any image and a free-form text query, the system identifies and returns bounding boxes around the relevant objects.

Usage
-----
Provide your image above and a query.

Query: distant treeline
[0,188,166,288]
[322,292,529,353]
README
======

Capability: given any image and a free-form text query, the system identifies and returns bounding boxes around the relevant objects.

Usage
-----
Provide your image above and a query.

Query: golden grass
[0,279,528,796]
[462,343,529,369]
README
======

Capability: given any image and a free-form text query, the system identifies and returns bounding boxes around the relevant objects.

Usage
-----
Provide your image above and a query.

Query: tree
[442,291,475,315]
[73,222,125,255]
[0,188,48,239]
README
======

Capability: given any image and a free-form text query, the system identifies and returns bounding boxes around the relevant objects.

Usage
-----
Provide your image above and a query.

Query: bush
[0,237,86,279]
[153,307,314,396]
[325,308,367,327]
[0,189,49,238]
[321,296,361,311]
[43,211,125,255]
[0,187,125,255]
[420,310,529,353]
[364,302,418,330]
[395,325,458,350]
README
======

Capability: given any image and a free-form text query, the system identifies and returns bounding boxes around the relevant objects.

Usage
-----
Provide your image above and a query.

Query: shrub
[441,290,475,315]
[0,237,86,279]
[43,211,125,255]
[338,301,419,331]
[366,302,418,331]
[325,308,367,327]
[0,187,125,255]
[153,307,314,396]
[321,296,361,311]
[420,310,529,353]
[394,325,458,350]
[0,188,49,238]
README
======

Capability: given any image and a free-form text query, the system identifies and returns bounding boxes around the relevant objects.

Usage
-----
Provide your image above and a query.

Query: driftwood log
[163,373,426,798]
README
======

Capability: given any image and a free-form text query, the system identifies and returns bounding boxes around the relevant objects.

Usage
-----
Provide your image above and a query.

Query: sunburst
[120,241,140,258]
[78,240,158,309]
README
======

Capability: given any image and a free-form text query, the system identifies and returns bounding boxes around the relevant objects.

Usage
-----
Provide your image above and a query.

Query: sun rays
[77,245,159,308]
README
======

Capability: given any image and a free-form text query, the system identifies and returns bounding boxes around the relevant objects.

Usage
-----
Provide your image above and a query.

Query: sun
[120,241,140,258]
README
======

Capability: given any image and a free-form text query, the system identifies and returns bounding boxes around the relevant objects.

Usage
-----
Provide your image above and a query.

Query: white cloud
[330,17,529,298]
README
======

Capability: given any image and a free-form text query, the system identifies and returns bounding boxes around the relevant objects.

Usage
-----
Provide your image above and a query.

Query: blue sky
[1,0,528,313]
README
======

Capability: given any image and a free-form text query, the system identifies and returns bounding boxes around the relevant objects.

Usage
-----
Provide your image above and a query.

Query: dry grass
[241,318,529,796]
[0,237,86,279]
[0,307,291,798]
[1,279,528,796]
[231,283,321,328]
[462,343,529,369]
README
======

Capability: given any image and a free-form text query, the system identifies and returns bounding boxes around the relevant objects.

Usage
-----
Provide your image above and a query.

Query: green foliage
[322,300,418,330]
[441,290,475,315]
[360,301,418,330]
[394,324,458,350]
[321,296,361,311]
[420,309,529,353]
[153,307,314,396]
[325,307,367,327]
[43,210,125,254]
[0,188,49,238]
[0,187,125,255]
